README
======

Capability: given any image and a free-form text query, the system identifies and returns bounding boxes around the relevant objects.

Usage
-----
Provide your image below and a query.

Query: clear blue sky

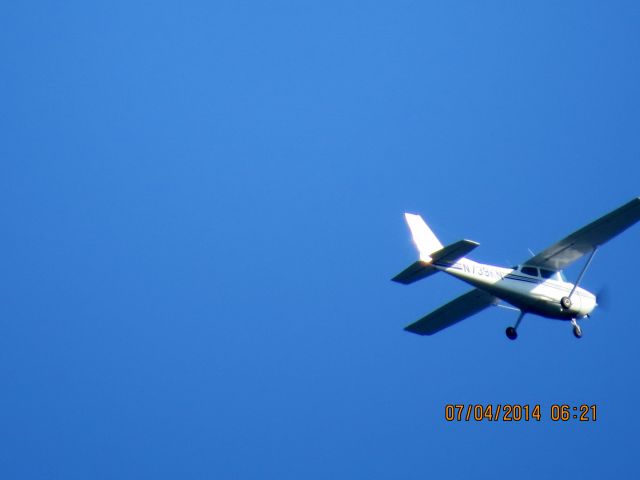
[2,1,640,478]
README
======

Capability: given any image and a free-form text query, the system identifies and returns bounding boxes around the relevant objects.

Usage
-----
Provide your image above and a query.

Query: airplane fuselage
[434,258,597,320]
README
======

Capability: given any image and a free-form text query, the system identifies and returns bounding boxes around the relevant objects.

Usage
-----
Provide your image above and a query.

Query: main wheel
[561,296,572,309]
[506,327,518,340]
[573,325,582,339]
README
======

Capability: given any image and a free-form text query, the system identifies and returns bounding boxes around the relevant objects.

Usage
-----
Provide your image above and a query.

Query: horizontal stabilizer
[392,261,438,284]
[430,239,479,265]
[391,239,479,285]
[405,289,497,336]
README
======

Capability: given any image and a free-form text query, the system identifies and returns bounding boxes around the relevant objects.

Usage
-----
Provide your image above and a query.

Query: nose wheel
[560,296,572,309]
[571,318,582,339]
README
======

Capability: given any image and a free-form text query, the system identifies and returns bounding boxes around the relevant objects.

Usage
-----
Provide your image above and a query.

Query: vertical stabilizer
[404,213,443,261]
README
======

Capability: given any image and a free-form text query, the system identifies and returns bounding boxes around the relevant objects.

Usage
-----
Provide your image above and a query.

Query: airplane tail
[404,213,443,261]
[392,213,479,285]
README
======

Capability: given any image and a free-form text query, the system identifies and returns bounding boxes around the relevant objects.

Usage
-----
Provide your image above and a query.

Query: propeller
[595,285,611,311]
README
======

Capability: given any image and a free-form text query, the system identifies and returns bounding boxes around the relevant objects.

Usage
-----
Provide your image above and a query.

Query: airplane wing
[525,197,640,271]
[404,289,497,336]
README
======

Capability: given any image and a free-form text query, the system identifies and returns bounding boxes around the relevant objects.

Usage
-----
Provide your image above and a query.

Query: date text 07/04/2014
[444,404,597,422]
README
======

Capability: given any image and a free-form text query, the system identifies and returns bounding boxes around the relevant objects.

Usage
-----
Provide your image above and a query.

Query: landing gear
[560,296,572,309]
[505,311,525,340]
[571,318,582,339]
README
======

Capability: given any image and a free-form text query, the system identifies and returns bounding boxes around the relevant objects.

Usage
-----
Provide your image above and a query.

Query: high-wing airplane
[392,197,640,339]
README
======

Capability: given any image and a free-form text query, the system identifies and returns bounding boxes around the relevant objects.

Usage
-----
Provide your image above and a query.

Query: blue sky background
[2,1,640,478]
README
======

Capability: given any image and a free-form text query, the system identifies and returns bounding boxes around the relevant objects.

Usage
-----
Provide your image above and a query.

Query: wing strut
[563,247,598,309]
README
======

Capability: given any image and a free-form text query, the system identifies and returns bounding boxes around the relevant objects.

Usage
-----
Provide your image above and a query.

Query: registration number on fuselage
[460,262,504,279]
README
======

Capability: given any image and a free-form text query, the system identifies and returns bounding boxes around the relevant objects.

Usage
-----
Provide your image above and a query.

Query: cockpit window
[521,266,539,277]
[540,269,556,279]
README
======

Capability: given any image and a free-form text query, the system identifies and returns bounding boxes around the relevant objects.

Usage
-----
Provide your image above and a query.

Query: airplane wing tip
[403,325,428,336]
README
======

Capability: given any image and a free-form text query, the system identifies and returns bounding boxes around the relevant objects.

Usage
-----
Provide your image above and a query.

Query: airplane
[392,197,640,339]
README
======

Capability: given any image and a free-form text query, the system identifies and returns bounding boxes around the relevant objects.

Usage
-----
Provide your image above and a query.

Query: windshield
[540,269,556,279]
[540,268,566,281]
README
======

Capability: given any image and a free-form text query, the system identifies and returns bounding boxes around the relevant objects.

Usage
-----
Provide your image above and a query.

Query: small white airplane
[393,197,640,339]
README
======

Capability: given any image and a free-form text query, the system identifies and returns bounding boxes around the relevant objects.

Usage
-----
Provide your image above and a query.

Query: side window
[521,266,539,277]
[540,269,556,279]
